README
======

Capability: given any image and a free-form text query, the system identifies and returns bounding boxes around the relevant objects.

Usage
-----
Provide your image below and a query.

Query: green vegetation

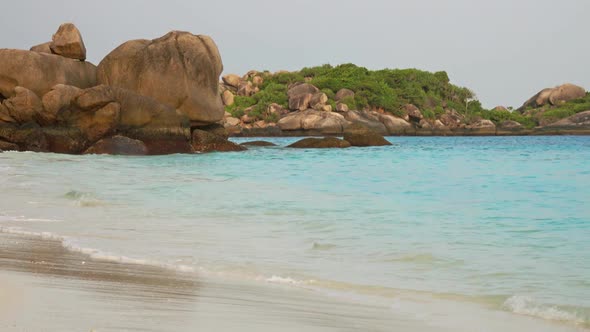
[539,92,590,124]
[224,64,589,126]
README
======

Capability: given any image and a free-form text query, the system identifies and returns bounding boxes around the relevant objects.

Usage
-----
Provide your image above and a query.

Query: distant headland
[0,23,588,155]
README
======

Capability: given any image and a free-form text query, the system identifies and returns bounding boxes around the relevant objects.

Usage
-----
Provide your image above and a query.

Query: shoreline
[0,231,586,332]
[230,127,590,137]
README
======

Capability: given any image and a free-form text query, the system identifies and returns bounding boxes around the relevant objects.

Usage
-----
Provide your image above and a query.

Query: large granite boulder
[545,110,590,128]
[0,103,15,123]
[2,87,43,124]
[0,49,97,99]
[222,74,241,88]
[378,114,413,134]
[97,31,224,125]
[50,23,87,61]
[288,137,351,149]
[191,129,245,152]
[343,122,392,147]
[277,109,348,134]
[41,84,83,125]
[84,135,148,155]
[288,83,319,111]
[342,110,387,135]
[520,83,586,110]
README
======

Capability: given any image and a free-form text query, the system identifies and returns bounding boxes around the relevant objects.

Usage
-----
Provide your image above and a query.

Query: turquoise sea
[1,136,589,328]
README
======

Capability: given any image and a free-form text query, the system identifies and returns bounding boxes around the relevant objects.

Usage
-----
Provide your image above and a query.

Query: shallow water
[1,136,589,328]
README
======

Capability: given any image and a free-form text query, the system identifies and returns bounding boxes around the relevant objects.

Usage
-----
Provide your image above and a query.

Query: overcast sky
[2,0,588,108]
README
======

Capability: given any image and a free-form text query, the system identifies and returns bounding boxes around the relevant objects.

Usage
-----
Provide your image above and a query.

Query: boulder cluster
[0,23,235,155]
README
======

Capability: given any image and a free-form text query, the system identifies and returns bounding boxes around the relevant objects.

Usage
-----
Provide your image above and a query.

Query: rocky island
[0,23,589,154]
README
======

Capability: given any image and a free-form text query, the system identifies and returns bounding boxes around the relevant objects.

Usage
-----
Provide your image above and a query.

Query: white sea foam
[265,275,306,285]
[0,226,195,274]
[503,295,586,325]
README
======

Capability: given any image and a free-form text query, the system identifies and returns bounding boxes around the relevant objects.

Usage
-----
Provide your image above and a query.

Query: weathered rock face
[343,122,392,147]
[439,109,464,129]
[30,42,52,54]
[404,104,423,123]
[278,109,348,134]
[84,135,148,155]
[41,84,82,125]
[50,23,87,61]
[0,103,15,123]
[520,83,586,110]
[289,93,313,111]
[334,88,354,101]
[336,102,349,112]
[0,123,48,152]
[2,87,43,124]
[0,140,19,151]
[546,110,590,127]
[97,31,224,125]
[191,129,245,152]
[237,81,256,97]
[288,137,351,149]
[310,92,328,110]
[222,74,241,88]
[0,49,97,99]
[221,90,235,106]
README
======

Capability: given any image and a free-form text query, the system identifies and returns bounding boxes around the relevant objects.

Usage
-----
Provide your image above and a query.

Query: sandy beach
[0,231,585,332]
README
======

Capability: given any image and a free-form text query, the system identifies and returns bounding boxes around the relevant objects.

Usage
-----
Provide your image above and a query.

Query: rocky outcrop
[520,83,586,110]
[97,31,224,125]
[191,129,245,152]
[288,137,351,149]
[545,110,590,128]
[278,109,348,134]
[84,135,148,155]
[0,49,97,99]
[439,109,464,129]
[240,140,277,146]
[378,113,413,134]
[343,122,392,147]
[342,110,387,135]
[50,23,87,61]
[0,140,19,151]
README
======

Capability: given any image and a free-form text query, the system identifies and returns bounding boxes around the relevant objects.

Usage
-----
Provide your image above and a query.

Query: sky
[2,0,589,108]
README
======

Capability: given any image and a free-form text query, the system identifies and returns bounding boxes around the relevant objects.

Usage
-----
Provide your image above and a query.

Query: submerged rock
[343,122,392,147]
[84,135,148,155]
[191,129,245,152]
[288,137,351,149]
[239,140,277,146]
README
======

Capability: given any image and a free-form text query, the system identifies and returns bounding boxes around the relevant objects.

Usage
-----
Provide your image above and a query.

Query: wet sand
[0,232,585,332]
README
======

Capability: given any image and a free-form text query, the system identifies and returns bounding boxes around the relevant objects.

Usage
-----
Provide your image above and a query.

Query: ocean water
[1,136,589,328]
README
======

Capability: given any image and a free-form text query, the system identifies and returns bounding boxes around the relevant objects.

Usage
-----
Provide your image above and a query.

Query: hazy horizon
[2,0,588,108]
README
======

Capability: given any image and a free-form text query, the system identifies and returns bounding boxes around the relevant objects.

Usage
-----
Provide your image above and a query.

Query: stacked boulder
[0,24,238,154]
